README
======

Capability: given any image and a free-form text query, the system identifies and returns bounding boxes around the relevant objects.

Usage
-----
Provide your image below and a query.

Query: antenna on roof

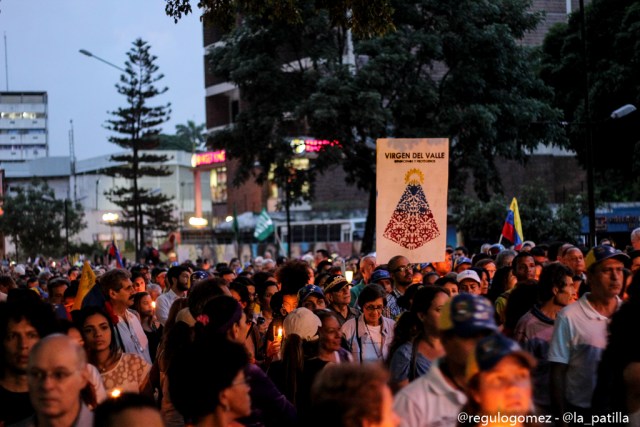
[4,32,8,91]
[69,119,77,202]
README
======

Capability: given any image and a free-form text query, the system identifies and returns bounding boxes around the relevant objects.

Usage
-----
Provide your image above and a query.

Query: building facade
[0,91,48,162]
[0,150,210,259]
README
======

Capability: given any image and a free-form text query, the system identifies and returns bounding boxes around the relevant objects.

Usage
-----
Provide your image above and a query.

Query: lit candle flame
[277,327,283,339]
[110,388,121,398]
[151,301,156,309]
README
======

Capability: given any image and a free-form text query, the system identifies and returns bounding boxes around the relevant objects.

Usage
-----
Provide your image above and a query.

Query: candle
[277,327,283,340]
[345,270,354,283]
[151,301,156,310]
[110,388,121,398]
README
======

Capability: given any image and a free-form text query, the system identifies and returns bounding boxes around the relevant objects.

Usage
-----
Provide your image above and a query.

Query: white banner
[376,138,449,264]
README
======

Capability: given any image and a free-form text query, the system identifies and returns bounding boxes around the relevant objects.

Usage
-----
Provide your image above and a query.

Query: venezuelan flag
[108,239,124,268]
[501,198,524,250]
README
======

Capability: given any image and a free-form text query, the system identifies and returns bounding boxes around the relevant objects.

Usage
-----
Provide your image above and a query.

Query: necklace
[97,351,120,373]
[364,321,384,360]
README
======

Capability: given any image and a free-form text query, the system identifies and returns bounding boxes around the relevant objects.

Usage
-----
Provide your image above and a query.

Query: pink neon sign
[191,150,226,167]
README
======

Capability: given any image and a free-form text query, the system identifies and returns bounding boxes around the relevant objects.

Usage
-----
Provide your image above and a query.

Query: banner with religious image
[376,138,449,264]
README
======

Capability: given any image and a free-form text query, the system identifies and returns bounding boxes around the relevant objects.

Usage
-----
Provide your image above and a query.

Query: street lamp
[79,49,126,72]
[188,217,208,228]
[102,212,119,242]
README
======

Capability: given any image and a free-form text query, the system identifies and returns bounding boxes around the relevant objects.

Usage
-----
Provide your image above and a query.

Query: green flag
[254,208,274,241]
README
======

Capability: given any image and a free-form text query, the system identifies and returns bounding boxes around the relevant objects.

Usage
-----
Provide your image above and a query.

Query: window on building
[210,167,227,204]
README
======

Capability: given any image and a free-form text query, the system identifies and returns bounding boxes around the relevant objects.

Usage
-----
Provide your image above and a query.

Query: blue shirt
[389,341,433,384]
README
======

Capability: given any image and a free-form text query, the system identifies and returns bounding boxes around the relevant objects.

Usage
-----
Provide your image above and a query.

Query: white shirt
[116,309,151,364]
[155,289,179,326]
[341,315,395,363]
[547,293,620,408]
[87,364,107,404]
[394,358,467,427]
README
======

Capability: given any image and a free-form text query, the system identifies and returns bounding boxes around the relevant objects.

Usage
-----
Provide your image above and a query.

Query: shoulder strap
[351,315,364,363]
[408,338,420,381]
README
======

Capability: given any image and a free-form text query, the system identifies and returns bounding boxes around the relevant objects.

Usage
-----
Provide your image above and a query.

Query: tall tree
[104,38,176,259]
[207,0,564,253]
[540,0,640,202]
[0,181,85,260]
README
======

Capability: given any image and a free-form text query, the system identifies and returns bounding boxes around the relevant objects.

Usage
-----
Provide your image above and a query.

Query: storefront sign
[191,150,226,167]
[290,138,339,154]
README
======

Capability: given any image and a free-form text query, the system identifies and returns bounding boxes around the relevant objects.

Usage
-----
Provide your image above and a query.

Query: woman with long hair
[388,286,449,392]
[76,306,152,396]
[168,295,296,427]
[267,308,321,408]
[170,337,250,427]
[132,291,162,361]
[487,266,517,303]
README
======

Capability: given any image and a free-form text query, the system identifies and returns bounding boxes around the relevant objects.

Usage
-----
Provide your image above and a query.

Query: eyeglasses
[28,368,79,383]
[393,265,412,274]
[363,304,384,312]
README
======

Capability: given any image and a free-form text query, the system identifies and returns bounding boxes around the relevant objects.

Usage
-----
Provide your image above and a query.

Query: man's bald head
[29,334,86,369]
[28,334,89,421]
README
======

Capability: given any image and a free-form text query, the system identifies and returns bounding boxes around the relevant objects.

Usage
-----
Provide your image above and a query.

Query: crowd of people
[1,235,640,427]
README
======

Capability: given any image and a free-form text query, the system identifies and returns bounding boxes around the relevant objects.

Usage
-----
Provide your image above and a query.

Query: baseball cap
[370,269,391,284]
[190,270,209,284]
[439,293,498,337]
[489,244,506,256]
[283,307,322,341]
[298,284,325,302]
[456,270,480,284]
[466,333,536,380]
[584,245,629,270]
[324,275,349,293]
[454,257,472,269]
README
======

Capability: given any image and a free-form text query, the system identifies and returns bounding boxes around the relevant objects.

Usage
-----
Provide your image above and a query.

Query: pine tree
[104,38,176,259]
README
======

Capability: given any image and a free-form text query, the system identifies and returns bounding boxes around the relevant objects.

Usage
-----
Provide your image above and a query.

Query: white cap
[456,269,481,284]
[283,307,321,341]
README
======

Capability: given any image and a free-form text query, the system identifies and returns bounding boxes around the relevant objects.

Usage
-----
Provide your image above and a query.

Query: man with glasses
[18,334,93,427]
[386,256,414,319]
[99,269,151,364]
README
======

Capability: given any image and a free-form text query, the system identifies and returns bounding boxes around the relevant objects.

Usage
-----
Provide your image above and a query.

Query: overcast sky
[1,0,205,160]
